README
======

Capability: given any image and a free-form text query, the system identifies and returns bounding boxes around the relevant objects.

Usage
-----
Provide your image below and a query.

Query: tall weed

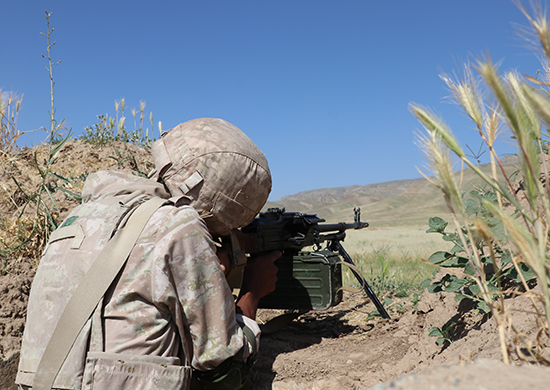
[3,12,71,258]
[1,12,161,262]
[2,12,78,260]
[412,1,550,363]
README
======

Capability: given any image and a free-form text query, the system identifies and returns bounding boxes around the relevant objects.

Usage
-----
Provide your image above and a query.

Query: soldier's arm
[162,207,269,389]
[194,251,280,390]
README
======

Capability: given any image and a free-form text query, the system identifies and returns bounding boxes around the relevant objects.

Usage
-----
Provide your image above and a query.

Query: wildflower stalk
[40,12,61,140]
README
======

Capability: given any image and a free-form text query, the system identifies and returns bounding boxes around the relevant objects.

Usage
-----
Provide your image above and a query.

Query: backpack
[15,172,187,390]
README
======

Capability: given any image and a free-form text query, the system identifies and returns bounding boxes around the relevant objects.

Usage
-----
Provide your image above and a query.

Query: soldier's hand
[216,247,232,276]
[242,251,281,298]
[236,250,281,320]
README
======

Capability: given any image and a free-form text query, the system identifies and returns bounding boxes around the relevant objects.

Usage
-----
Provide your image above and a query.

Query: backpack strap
[32,196,168,390]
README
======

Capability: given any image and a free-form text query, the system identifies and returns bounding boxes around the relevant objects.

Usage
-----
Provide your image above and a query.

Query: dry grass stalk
[0,91,23,154]
[412,1,550,364]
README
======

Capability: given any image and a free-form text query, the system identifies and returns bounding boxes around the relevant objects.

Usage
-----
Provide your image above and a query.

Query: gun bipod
[331,241,391,319]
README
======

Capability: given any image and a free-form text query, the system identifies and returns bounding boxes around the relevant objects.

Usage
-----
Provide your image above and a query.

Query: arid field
[1,141,549,390]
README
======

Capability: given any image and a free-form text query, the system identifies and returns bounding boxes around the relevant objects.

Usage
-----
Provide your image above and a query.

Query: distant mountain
[265,159,518,228]
[279,178,427,205]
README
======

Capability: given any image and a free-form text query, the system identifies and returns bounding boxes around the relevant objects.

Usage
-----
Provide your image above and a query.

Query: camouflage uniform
[101,177,259,371]
[18,118,271,390]
[17,170,259,390]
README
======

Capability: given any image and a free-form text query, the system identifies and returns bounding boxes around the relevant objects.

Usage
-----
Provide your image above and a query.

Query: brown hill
[266,160,518,227]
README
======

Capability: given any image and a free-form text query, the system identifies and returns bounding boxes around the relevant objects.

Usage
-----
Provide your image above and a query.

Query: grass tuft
[0,91,24,154]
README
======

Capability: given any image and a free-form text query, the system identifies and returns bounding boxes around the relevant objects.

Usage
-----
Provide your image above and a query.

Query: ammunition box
[258,250,343,311]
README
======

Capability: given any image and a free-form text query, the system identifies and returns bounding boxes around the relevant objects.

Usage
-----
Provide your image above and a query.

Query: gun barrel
[316,221,369,233]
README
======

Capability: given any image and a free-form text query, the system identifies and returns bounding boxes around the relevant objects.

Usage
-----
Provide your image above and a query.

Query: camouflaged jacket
[16,170,260,390]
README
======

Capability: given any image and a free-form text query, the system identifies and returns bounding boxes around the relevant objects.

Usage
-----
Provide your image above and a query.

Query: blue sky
[1,1,543,200]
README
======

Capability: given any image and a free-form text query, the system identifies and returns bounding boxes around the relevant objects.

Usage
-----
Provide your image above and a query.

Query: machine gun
[231,207,390,319]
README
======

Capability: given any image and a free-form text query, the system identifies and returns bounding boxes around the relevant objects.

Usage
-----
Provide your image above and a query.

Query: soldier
[16,118,280,390]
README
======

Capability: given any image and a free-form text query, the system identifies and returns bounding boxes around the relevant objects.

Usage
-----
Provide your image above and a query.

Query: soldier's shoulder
[155,204,207,234]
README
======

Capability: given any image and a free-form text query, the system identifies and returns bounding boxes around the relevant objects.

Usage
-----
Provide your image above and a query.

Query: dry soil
[1,141,549,390]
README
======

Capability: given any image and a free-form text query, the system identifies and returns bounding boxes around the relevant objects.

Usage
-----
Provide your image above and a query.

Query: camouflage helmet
[151,118,272,236]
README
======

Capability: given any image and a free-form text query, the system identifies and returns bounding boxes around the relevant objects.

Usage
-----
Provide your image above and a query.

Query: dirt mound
[0,141,549,389]
[255,289,547,389]
[0,140,153,363]
[0,140,154,222]
[255,292,490,389]
[0,260,34,361]
[369,359,550,390]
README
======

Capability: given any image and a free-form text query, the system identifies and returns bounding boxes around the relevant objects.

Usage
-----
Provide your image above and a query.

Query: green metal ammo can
[258,249,343,311]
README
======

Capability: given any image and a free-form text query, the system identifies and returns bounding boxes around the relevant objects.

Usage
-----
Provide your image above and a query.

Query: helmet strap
[225,229,248,299]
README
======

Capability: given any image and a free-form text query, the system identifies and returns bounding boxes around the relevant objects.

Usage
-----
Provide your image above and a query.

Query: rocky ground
[1,141,549,389]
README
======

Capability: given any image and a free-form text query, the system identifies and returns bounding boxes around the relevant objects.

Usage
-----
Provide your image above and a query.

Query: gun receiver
[237,207,368,252]
[235,207,390,319]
